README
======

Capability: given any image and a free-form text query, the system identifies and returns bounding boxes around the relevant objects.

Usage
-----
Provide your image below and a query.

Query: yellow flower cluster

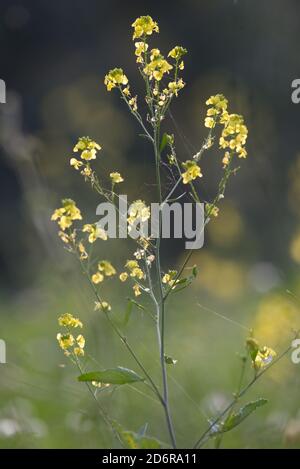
[83,223,108,243]
[132,15,159,40]
[162,270,178,288]
[57,313,85,357]
[143,49,173,81]
[204,94,248,167]
[51,199,82,231]
[104,68,128,91]
[219,113,248,161]
[128,200,150,228]
[92,260,116,284]
[125,260,145,280]
[181,160,203,184]
[134,41,148,63]
[168,46,187,71]
[110,172,124,184]
[58,313,83,328]
[72,136,101,161]
[246,337,276,371]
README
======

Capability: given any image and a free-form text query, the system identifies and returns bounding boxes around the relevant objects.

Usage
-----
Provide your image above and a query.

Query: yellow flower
[74,347,84,356]
[206,94,228,111]
[76,334,85,349]
[73,137,101,161]
[168,79,185,97]
[133,284,141,297]
[143,53,173,81]
[119,272,128,282]
[162,270,178,288]
[247,337,277,370]
[104,68,128,91]
[70,158,83,170]
[123,86,131,96]
[94,301,112,312]
[204,117,216,129]
[132,15,159,40]
[168,46,187,60]
[128,200,150,226]
[254,346,277,370]
[125,260,144,280]
[78,242,88,260]
[206,204,219,217]
[51,199,82,231]
[57,333,75,350]
[98,260,116,276]
[110,172,124,184]
[181,160,203,184]
[58,313,83,328]
[128,96,138,111]
[134,41,148,63]
[92,272,104,284]
[82,224,108,243]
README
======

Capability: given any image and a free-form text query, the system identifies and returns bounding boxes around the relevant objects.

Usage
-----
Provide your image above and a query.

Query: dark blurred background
[0,0,300,449]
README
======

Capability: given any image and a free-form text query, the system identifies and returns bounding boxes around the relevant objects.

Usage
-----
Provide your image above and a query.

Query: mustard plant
[52,15,292,449]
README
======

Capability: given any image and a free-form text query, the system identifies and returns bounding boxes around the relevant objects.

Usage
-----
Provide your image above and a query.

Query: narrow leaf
[222,398,268,433]
[78,367,144,385]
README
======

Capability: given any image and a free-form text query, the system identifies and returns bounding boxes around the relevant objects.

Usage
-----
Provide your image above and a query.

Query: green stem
[153,125,177,449]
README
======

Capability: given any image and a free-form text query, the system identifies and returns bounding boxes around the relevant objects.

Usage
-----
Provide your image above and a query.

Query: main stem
[153,125,177,449]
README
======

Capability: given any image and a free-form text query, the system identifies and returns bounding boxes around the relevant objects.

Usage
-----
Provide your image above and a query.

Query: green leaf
[112,421,162,449]
[78,367,144,385]
[123,299,133,326]
[159,133,173,153]
[222,398,268,433]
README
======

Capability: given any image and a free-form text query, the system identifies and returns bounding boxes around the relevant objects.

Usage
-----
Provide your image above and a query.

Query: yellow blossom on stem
[132,15,159,40]
[78,242,88,260]
[73,137,101,161]
[125,260,145,280]
[181,160,203,184]
[128,96,138,111]
[143,52,173,81]
[254,346,277,370]
[133,284,141,297]
[104,68,128,91]
[94,301,112,312]
[92,272,104,284]
[168,46,187,60]
[70,158,83,170]
[51,199,82,231]
[128,200,150,227]
[98,260,116,277]
[119,272,128,282]
[134,41,148,63]
[110,172,124,184]
[168,79,185,97]
[57,332,75,350]
[162,270,178,288]
[83,224,108,243]
[58,313,83,328]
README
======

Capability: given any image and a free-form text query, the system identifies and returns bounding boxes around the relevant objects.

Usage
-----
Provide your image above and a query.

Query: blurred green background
[1,0,300,449]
